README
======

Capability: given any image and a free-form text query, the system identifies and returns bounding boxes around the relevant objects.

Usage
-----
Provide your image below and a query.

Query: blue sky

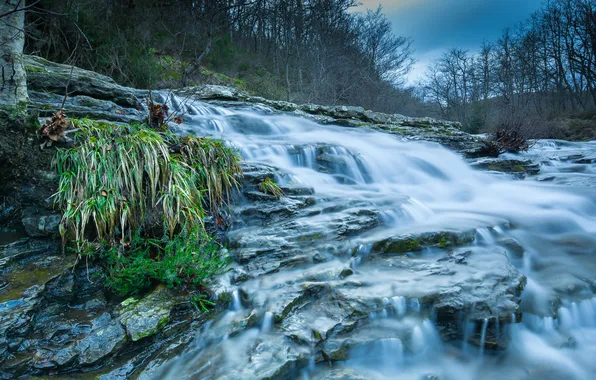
[356,0,544,83]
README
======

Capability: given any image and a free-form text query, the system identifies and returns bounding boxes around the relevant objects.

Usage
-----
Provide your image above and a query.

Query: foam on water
[155,95,596,379]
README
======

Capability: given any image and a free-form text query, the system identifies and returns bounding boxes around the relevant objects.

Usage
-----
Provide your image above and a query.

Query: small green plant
[101,227,230,296]
[52,119,242,296]
[191,293,217,312]
[259,178,283,199]
[6,104,28,121]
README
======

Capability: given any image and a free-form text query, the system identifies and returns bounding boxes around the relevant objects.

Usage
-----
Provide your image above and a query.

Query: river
[152,94,596,380]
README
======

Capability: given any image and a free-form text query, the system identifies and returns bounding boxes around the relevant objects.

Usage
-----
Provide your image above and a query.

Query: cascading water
[152,93,596,380]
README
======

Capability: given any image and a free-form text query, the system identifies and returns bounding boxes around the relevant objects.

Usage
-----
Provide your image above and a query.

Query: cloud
[407,48,445,84]
[356,0,544,83]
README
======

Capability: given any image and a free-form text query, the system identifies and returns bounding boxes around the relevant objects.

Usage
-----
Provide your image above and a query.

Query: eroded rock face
[136,161,528,380]
[25,55,140,108]
[0,238,192,379]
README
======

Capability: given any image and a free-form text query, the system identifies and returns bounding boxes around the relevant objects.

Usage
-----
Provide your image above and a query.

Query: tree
[0,0,29,106]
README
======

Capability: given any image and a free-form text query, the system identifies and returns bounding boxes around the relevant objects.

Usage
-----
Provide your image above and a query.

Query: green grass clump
[259,177,284,199]
[53,119,242,296]
[180,136,242,214]
[101,228,230,296]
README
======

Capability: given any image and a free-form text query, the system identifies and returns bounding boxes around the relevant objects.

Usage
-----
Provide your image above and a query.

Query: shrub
[101,227,230,296]
[482,127,531,156]
[53,119,242,296]
[493,127,530,153]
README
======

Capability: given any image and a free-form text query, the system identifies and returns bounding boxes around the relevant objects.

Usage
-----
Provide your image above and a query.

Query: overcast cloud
[356,0,544,83]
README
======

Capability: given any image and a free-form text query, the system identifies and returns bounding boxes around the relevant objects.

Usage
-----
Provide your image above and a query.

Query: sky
[356,0,544,84]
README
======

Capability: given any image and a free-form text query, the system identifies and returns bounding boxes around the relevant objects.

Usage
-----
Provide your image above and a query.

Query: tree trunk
[285,59,291,102]
[0,0,28,106]
[182,36,212,87]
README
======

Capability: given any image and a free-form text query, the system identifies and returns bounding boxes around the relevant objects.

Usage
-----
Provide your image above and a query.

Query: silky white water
[154,94,596,380]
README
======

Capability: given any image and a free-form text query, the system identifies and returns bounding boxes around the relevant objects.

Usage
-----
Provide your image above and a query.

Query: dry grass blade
[52,119,242,247]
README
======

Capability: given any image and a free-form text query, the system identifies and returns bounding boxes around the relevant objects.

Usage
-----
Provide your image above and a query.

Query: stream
[151,94,596,380]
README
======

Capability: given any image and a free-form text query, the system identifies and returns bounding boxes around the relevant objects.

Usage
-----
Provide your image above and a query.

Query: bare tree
[0,0,29,106]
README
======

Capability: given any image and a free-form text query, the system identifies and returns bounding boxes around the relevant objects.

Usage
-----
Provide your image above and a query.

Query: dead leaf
[38,110,69,148]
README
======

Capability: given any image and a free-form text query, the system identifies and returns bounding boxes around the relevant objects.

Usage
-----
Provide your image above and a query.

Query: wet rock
[499,237,525,258]
[321,319,412,361]
[98,361,135,380]
[240,165,276,185]
[21,212,61,237]
[29,91,144,123]
[471,158,540,176]
[25,55,139,108]
[117,287,177,342]
[243,336,311,379]
[372,230,476,254]
[312,369,371,380]
[175,85,241,100]
[244,190,279,202]
[0,238,58,266]
[77,318,126,365]
[280,185,315,196]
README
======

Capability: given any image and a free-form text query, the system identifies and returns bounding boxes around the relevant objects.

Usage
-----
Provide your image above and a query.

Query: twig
[61,65,75,110]
[0,0,42,20]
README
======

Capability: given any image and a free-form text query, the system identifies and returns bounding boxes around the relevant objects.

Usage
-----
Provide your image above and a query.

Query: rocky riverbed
[1,56,595,379]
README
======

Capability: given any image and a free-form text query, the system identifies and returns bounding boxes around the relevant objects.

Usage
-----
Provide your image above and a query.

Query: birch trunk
[0,0,28,106]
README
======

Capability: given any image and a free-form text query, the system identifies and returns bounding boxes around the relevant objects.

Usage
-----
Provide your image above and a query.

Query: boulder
[24,55,140,108]
[28,91,144,123]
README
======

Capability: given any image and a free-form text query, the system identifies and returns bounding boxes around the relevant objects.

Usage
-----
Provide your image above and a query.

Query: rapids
[153,94,596,380]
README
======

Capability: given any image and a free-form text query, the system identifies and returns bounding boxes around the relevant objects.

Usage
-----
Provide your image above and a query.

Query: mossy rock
[372,230,476,254]
[117,287,180,341]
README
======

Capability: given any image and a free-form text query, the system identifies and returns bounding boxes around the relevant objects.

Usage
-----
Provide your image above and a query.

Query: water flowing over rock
[2,58,596,379]
[142,93,596,380]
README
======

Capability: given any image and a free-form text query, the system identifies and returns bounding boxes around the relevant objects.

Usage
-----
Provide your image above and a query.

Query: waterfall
[151,94,596,380]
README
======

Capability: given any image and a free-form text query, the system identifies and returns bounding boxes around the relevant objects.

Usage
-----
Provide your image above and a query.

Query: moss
[389,127,408,134]
[313,329,323,341]
[512,165,525,172]
[438,234,451,248]
[25,65,46,73]
[217,291,233,305]
[385,238,421,253]
[120,297,139,308]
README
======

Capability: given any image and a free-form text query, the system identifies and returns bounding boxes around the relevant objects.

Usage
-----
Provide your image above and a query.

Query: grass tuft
[259,177,284,199]
[52,119,242,296]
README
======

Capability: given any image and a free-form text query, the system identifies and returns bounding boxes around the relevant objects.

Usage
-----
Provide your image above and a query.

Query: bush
[101,228,230,296]
[53,119,242,296]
